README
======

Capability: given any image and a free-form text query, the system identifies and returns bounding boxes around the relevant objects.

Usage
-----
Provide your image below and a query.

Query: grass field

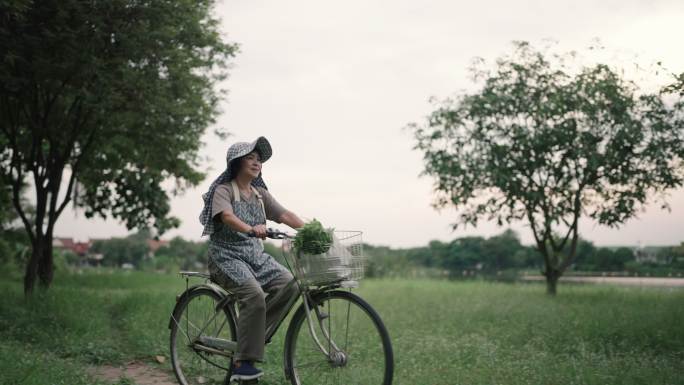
[1,269,683,385]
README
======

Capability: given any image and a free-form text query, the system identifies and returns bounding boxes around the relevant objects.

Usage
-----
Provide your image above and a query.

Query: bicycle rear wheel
[170,287,237,385]
[284,290,393,385]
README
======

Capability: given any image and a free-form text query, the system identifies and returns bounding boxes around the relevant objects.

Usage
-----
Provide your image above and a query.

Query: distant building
[146,238,170,256]
[53,237,103,266]
[633,245,673,264]
[53,236,169,267]
[53,237,90,256]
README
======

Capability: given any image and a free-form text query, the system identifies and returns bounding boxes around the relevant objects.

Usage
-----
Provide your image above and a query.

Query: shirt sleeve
[258,188,287,223]
[211,184,234,221]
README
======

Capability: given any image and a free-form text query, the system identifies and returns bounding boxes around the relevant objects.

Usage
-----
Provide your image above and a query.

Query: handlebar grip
[246,229,276,238]
[246,228,291,239]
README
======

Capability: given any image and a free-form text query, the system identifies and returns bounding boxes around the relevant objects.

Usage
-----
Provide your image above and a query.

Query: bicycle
[168,229,394,385]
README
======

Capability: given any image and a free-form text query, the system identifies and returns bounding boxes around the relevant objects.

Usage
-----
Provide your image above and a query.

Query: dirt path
[88,360,176,385]
[521,275,684,287]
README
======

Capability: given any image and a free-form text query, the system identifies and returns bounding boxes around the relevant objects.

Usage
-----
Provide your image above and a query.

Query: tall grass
[1,269,683,384]
[361,279,684,385]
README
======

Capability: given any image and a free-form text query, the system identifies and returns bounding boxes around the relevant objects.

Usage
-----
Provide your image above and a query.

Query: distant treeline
[363,230,684,278]
[2,228,683,277]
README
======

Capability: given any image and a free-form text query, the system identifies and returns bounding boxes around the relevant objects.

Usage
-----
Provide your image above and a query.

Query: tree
[0,0,236,294]
[0,175,30,267]
[569,238,598,271]
[411,41,684,294]
[610,247,635,270]
[154,236,209,270]
[443,236,484,272]
[481,229,523,270]
[663,72,684,96]
[91,231,148,268]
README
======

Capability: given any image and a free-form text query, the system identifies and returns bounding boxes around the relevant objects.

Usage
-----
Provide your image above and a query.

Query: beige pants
[210,268,298,362]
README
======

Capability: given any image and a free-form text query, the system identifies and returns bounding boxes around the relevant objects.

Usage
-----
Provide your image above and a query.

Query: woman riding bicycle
[199,136,305,382]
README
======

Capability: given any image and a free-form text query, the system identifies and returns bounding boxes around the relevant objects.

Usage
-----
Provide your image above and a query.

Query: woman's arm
[219,210,267,238]
[279,210,305,230]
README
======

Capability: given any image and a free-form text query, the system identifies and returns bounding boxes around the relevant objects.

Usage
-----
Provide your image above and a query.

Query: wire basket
[283,231,364,286]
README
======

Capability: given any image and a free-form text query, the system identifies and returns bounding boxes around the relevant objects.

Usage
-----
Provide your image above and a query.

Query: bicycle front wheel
[284,290,394,385]
[170,287,237,385]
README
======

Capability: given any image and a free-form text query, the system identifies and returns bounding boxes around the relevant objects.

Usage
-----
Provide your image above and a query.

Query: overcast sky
[56,0,684,248]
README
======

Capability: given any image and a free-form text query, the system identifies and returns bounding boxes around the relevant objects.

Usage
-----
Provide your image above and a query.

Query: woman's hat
[226,136,272,171]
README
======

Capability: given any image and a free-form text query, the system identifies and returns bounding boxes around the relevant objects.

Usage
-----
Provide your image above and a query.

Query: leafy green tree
[569,238,598,271]
[0,0,236,294]
[510,247,539,269]
[671,243,684,269]
[90,230,149,268]
[481,229,523,270]
[444,236,485,272]
[610,247,635,270]
[404,245,431,268]
[663,72,684,96]
[154,236,209,270]
[411,42,684,294]
[0,177,30,267]
[363,244,413,278]
[404,240,446,268]
[655,246,677,265]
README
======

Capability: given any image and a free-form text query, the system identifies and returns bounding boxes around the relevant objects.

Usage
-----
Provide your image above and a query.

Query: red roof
[147,239,170,253]
[54,237,91,256]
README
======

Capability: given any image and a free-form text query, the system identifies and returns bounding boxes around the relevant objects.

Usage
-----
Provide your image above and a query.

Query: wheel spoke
[176,313,204,337]
[344,296,351,351]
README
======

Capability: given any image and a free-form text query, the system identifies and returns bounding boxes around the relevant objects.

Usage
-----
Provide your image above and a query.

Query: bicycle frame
[175,257,352,360]
[170,229,393,385]
[264,278,350,357]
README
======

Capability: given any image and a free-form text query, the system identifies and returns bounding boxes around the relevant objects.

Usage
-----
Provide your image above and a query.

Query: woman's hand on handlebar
[251,224,268,239]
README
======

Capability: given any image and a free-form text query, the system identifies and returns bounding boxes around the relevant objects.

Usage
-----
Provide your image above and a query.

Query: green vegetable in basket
[294,219,333,255]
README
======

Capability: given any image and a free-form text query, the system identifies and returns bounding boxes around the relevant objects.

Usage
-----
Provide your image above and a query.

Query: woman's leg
[262,271,298,336]
[229,278,267,362]
[209,263,267,362]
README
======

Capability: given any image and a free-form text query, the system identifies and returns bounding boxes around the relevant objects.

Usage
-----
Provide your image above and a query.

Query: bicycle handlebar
[246,228,293,239]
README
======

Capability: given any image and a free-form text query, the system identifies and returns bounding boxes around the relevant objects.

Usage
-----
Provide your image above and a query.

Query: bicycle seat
[179,271,211,279]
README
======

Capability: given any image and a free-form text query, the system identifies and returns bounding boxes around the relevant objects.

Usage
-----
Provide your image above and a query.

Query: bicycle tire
[170,287,237,385]
[283,290,394,385]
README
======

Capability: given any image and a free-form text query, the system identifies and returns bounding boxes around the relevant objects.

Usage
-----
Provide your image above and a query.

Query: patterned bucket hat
[226,136,272,172]
[199,136,272,236]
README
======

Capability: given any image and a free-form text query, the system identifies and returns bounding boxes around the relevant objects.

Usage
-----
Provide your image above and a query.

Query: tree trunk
[24,240,42,295]
[23,234,55,295]
[38,233,54,289]
[545,268,559,296]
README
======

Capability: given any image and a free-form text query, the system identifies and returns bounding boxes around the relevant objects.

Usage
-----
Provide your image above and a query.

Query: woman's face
[238,151,262,179]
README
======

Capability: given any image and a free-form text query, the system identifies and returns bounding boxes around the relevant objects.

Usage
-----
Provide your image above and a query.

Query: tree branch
[527,207,551,273]
[7,160,35,244]
[55,115,97,220]
[560,186,584,271]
